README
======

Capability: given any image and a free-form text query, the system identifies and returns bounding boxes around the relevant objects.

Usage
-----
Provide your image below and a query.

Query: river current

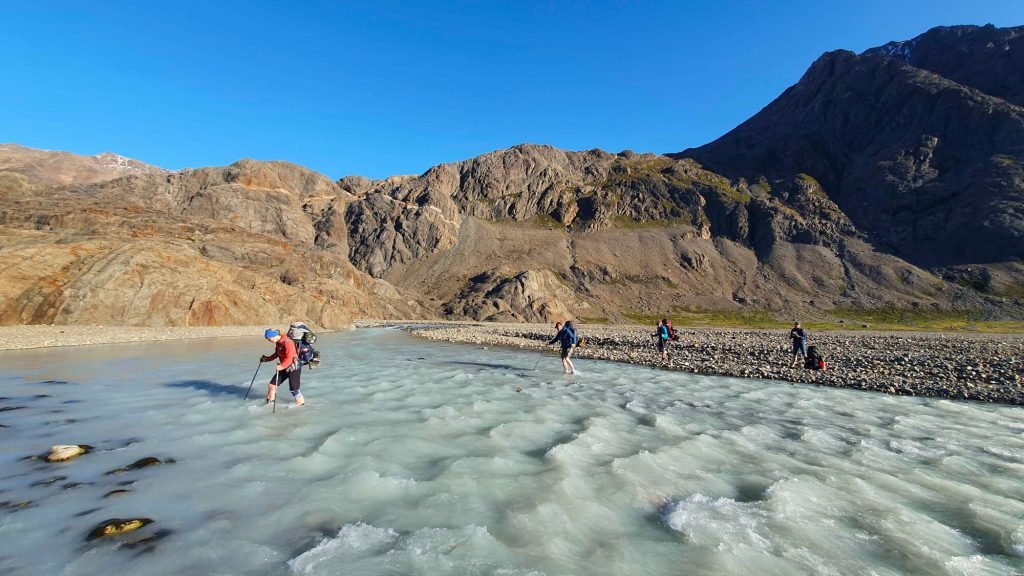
[1,328,1022,575]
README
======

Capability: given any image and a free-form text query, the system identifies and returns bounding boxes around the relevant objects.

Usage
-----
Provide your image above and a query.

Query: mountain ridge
[1,24,1022,327]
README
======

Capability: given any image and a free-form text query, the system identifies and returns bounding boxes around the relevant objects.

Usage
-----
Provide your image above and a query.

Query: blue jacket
[549,325,577,347]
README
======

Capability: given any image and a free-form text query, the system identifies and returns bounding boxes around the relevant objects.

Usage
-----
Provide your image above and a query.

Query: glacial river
[1,328,1022,575]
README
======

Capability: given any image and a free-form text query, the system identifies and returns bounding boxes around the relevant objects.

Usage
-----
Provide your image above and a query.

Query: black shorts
[270,367,301,392]
[657,339,668,353]
[560,345,575,359]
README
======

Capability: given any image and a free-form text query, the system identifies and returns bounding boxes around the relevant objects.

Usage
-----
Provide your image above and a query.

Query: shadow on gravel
[166,380,242,397]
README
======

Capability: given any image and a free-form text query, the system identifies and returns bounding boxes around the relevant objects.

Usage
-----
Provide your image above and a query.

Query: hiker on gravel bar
[653,319,671,362]
[789,321,808,367]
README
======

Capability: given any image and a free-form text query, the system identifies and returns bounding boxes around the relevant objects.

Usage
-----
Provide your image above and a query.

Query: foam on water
[1,328,1023,575]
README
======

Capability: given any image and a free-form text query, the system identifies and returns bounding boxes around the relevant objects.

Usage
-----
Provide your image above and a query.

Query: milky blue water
[1,328,1022,575]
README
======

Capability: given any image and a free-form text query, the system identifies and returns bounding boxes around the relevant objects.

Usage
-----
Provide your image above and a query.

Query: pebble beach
[361,321,1024,406]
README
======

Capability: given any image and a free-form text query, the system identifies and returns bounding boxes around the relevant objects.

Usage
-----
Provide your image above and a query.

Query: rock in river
[86,518,154,541]
[45,445,92,463]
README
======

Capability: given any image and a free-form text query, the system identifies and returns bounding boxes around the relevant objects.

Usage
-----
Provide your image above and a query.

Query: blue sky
[2,1,1022,179]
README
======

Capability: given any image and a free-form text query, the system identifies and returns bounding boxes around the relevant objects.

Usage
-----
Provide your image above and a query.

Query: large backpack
[287,322,321,369]
[560,322,578,347]
[804,345,824,370]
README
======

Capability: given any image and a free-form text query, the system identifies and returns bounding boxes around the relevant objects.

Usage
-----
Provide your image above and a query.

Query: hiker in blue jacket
[653,318,671,362]
[547,320,578,374]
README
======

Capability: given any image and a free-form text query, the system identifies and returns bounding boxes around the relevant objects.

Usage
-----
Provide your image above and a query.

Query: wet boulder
[46,445,93,462]
[86,518,153,541]
[104,457,162,475]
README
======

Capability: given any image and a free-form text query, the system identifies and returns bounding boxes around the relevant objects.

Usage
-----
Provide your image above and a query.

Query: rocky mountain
[341,143,1018,323]
[676,24,1024,300]
[1,24,1021,327]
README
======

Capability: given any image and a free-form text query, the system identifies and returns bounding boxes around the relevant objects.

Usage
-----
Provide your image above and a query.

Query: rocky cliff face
[0,154,424,327]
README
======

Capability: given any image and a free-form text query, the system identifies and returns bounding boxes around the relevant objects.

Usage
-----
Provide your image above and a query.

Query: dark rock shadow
[166,380,242,397]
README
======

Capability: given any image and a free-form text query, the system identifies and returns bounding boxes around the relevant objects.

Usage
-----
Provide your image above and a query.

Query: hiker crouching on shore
[262,328,305,406]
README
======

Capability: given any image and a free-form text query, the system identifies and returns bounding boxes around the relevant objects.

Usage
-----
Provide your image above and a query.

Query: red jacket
[268,336,298,369]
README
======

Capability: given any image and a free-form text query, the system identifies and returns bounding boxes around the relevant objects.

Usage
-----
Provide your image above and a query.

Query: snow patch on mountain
[862,38,919,62]
[93,152,170,175]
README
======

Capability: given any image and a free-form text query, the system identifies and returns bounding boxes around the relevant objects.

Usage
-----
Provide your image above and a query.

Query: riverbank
[360,321,1024,405]
[0,325,275,350]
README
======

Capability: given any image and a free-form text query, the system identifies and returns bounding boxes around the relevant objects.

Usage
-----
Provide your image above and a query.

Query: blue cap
[264,329,279,339]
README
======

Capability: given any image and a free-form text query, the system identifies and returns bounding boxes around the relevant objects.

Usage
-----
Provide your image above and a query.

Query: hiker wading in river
[262,328,305,406]
[548,320,578,374]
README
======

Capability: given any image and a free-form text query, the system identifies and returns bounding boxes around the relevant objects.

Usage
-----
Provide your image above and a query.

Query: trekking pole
[272,371,279,414]
[243,361,262,401]
[532,347,548,371]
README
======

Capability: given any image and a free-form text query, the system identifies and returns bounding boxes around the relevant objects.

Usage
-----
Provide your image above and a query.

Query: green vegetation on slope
[620,307,1024,333]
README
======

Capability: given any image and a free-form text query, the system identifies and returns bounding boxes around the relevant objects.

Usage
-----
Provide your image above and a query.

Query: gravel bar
[359,320,1024,406]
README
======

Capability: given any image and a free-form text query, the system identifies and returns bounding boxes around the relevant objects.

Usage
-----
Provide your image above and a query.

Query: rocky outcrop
[344,192,460,278]
[440,269,582,322]
[0,156,425,327]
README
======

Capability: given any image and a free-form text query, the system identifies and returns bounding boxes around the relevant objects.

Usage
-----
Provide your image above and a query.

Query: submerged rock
[86,518,153,541]
[103,489,132,499]
[45,445,93,463]
[30,476,67,487]
[123,528,173,553]
[104,457,162,475]
[0,500,34,511]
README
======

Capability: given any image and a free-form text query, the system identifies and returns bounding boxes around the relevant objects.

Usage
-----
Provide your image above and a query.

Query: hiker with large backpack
[547,319,578,374]
[652,318,676,363]
[261,328,304,406]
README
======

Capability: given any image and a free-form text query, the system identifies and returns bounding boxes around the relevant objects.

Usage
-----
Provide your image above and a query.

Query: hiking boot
[295,396,305,406]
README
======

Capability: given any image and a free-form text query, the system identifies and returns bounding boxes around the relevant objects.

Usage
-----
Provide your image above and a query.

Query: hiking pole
[243,361,262,401]
[532,347,547,371]
[273,371,279,414]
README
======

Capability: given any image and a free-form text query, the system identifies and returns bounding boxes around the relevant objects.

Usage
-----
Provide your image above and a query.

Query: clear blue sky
[2,1,1022,179]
